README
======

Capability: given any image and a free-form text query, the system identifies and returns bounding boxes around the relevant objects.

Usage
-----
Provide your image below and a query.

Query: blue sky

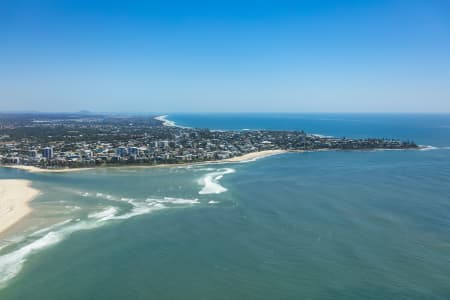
[1,0,449,113]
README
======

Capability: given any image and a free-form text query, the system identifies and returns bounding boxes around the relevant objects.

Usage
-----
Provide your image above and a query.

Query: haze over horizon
[1,0,450,113]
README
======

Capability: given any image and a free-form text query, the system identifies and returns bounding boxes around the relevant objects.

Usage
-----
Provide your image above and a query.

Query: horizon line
[1,111,450,115]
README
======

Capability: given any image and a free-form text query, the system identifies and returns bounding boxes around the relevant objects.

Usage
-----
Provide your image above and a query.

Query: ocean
[1,113,450,299]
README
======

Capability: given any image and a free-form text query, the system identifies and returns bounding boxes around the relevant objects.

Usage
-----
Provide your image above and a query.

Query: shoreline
[0,146,428,173]
[155,114,191,129]
[154,115,176,127]
[0,150,287,173]
[218,149,287,162]
[0,179,40,236]
[0,165,95,173]
[131,149,288,168]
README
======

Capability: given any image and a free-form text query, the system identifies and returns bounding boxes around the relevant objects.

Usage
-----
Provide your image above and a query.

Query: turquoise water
[1,114,450,299]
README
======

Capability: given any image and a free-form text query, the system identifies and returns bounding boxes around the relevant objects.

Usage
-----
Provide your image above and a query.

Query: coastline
[155,114,182,127]
[0,146,428,174]
[0,165,94,173]
[218,149,287,162]
[155,114,191,128]
[0,179,39,235]
[130,149,287,168]
[154,115,176,127]
[0,150,287,173]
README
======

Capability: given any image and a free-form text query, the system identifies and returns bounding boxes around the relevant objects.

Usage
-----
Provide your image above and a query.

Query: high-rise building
[42,147,54,159]
[128,147,139,157]
[116,146,127,157]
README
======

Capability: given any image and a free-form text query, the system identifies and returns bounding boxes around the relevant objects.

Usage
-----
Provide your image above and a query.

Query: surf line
[198,168,235,195]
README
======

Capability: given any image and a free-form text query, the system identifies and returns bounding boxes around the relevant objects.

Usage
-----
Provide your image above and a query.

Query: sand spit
[0,179,39,235]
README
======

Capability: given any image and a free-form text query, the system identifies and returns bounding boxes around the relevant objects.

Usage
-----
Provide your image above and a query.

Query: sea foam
[155,197,200,204]
[88,206,118,221]
[0,219,105,287]
[198,168,235,195]
[0,192,201,288]
[0,231,63,285]
[419,145,439,151]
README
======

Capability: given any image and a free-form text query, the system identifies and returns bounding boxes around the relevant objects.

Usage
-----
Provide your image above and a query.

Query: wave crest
[198,168,235,195]
[0,193,202,288]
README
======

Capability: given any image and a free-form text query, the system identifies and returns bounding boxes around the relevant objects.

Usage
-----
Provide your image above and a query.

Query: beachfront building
[42,147,54,159]
[116,146,127,157]
[128,147,139,157]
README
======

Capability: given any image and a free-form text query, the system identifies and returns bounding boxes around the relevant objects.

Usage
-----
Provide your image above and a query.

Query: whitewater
[0,165,234,288]
[0,192,205,287]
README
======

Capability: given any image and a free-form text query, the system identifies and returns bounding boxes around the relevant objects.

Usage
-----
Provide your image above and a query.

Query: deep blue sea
[169,113,450,146]
[1,113,450,299]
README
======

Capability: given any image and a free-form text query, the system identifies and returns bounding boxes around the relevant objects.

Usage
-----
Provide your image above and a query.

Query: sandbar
[0,179,39,235]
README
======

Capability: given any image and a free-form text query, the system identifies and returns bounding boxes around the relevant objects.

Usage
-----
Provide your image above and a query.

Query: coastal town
[0,113,418,169]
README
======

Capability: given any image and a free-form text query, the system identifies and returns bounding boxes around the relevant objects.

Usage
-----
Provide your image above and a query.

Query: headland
[0,112,419,171]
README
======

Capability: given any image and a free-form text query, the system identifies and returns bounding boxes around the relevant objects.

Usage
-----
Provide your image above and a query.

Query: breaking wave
[0,193,202,288]
[419,145,439,151]
[0,218,105,287]
[152,197,200,205]
[418,145,450,151]
[198,168,235,195]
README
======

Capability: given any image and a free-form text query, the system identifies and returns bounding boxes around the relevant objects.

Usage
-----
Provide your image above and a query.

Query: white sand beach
[155,115,177,127]
[0,179,39,235]
[0,150,287,174]
[129,149,287,168]
[1,165,93,173]
[221,149,287,162]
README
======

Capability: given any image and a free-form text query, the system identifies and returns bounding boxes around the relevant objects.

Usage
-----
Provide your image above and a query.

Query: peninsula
[0,113,418,170]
